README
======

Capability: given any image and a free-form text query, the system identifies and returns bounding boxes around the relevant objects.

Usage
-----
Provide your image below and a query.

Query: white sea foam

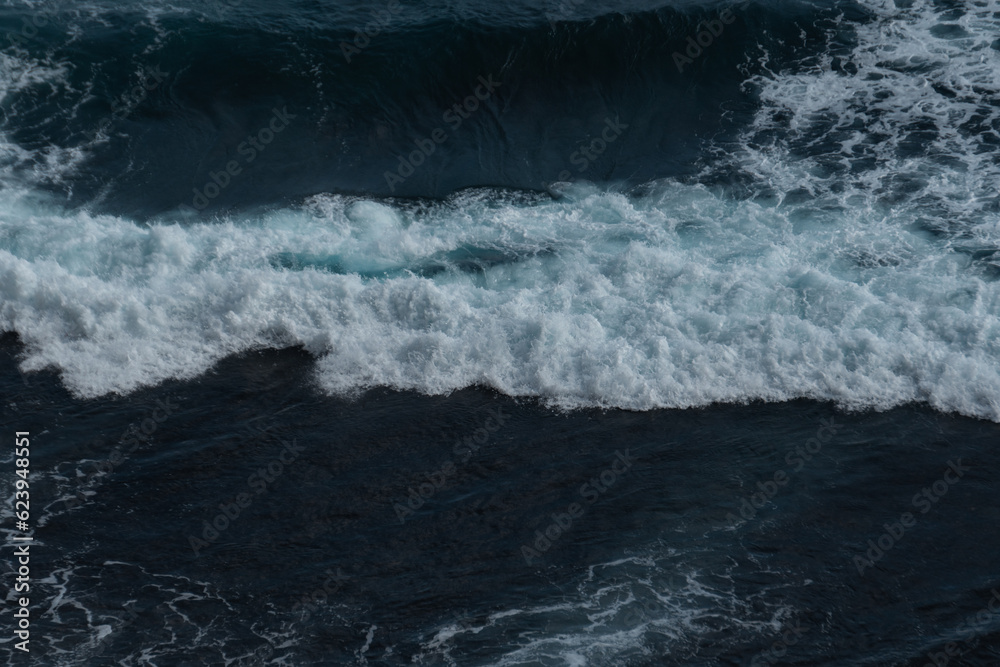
[413,555,797,666]
[0,180,997,419]
[730,0,1000,249]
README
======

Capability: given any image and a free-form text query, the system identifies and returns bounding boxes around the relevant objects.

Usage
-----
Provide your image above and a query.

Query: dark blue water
[2,0,1000,664]
[3,335,1000,665]
[0,0,851,215]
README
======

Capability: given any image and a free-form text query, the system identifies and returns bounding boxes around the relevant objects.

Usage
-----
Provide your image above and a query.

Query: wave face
[0,0,833,213]
[1,0,999,420]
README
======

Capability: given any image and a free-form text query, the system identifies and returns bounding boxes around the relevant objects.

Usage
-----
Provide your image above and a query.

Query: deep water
[3,334,1000,665]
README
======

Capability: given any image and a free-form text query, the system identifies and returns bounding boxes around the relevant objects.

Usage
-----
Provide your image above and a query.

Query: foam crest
[729,0,1000,253]
[0,180,997,420]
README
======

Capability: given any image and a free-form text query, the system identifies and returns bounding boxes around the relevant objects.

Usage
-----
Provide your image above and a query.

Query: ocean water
[1,0,999,665]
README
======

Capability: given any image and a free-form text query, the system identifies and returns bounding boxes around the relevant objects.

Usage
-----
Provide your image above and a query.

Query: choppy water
[3,340,1000,665]
[1,0,999,664]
